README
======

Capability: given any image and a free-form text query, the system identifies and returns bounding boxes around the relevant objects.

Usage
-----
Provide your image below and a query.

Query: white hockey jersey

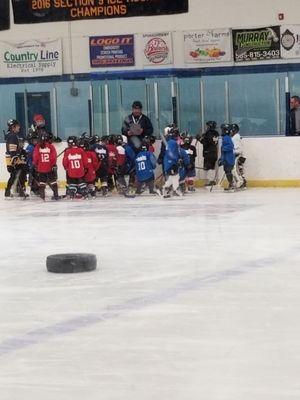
[231,133,243,156]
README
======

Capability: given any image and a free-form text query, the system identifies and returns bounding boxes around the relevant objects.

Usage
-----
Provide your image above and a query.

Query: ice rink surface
[0,188,300,400]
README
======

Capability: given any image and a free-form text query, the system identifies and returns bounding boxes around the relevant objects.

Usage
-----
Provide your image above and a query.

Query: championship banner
[0,39,62,77]
[12,0,188,24]
[232,26,281,62]
[281,25,300,59]
[0,0,10,31]
[183,29,232,63]
[142,32,173,66]
[90,35,135,68]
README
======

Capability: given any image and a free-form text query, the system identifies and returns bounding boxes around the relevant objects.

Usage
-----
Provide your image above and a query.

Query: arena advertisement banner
[142,32,173,66]
[89,35,135,68]
[232,26,281,62]
[0,0,10,31]
[183,29,232,63]
[280,25,300,59]
[0,39,62,77]
[12,0,188,24]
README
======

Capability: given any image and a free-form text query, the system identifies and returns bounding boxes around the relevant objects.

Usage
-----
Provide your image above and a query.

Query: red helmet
[33,114,45,128]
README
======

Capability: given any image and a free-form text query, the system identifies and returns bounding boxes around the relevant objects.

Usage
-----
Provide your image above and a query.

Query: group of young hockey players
[3,113,246,201]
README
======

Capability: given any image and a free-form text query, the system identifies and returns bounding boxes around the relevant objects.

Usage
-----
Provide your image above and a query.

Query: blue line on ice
[0,254,281,357]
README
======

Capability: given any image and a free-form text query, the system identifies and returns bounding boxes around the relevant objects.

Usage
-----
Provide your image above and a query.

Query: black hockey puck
[46,253,97,273]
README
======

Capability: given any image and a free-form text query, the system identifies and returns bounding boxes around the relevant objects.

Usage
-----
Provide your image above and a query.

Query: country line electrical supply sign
[89,35,135,67]
[0,39,62,77]
[12,0,188,23]
[233,26,281,62]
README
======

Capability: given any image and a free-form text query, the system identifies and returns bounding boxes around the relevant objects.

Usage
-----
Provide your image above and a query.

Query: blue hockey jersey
[221,135,235,166]
[135,150,156,182]
[163,137,190,174]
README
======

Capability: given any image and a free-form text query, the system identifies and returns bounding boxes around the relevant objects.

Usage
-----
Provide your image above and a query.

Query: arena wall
[1,0,300,74]
[1,136,300,189]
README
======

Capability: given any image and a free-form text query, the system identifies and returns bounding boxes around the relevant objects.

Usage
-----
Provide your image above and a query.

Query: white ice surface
[0,188,300,400]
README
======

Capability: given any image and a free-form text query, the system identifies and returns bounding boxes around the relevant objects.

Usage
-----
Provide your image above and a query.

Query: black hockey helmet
[39,131,49,143]
[149,135,156,144]
[115,135,123,145]
[164,124,179,138]
[220,123,231,136]
[67,135,77,146]
[7,119,20,129]
[108,134,116,145]
[206,121,217,130]
[231,123,240,134]
[140,140,148,151]
[27,130,39,143]
[184,135,192,144]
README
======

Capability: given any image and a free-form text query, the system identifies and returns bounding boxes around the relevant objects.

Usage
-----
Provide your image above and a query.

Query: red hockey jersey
[63,146,88,178]
[33,143,57,173]
[106,143,117,174]
[84,150,100,183]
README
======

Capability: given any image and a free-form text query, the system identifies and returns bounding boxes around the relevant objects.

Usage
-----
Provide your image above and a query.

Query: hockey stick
[210,166,223,192]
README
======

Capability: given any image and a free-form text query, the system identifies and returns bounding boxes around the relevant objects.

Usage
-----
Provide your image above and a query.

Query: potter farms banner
[0,39,62,77]
[0,0,10,31]
[233,26,281,62]
[184,29,232,63]
[142,32,173,66]
[280,25,300,59]
[90,35,135,67]
[12,0,188,24]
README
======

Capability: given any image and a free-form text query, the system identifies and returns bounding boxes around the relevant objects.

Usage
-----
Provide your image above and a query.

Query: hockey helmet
[7,119,20,129]
[206,121,217,130]
[39,131,49,143]
[140,141,148,151]
[67,135,77,146]
[231,123,240,134]
[108,134,116,145]
[27,130,39,143]
[115,135,123,145]
[164,124,179,138]
[220,123,231,136]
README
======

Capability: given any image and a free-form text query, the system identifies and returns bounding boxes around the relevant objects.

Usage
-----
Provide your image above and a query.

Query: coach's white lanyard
[132,115,142,124]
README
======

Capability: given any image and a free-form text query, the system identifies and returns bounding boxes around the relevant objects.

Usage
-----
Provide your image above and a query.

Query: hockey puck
[46,253,97,273]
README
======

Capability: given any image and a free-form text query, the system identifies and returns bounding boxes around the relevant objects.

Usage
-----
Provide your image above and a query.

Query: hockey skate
[224,184,235,193]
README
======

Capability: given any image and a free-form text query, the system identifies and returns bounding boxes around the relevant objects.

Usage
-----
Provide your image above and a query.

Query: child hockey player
[26,131,39,195]
[92,135,109,196]
[4,119,22,198]
[32,132,59,200]
[105,135,118,192]
[181,135,197,192]
[219,124,235,192]
[63,136,88,199]
[162,127,190,198]
[115,135,136,196]
[135,142,157,195]
[230,124,247,189]
[81,138,100,198]
[199,121,219,186]
[15,137,29,197]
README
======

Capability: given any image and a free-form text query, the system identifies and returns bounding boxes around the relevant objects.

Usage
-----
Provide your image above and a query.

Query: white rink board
[0,188,300,400]
[1,136,300,184]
